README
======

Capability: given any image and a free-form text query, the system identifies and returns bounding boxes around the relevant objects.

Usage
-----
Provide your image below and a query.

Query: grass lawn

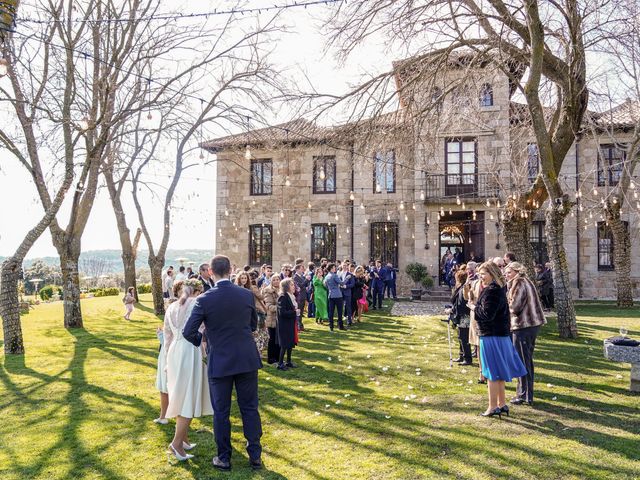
[0,295,639,479]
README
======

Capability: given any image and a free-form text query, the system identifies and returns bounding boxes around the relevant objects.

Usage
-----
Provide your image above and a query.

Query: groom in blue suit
[183,255,263,471]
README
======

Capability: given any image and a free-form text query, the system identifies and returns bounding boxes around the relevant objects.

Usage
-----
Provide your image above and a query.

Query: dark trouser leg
[328,297,336,330]
[384,281,390,298]
[286,348,292,363]
[512,326,539,402]
[374,288,383,308]
[458,327,472,362]
[344,296,352,325]
[390,281,397,299]
[308,301,315,317]
[278,347,286,364]
[267,327,278,364]
[234,371,262,461]
[336,298,344,329]
[298,299,305,329]
[209,376,234,463]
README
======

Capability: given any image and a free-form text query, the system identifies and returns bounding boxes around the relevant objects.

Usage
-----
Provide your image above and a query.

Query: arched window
[479,83,493,107]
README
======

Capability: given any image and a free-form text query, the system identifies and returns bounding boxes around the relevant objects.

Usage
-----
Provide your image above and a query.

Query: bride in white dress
[164,279,213,461]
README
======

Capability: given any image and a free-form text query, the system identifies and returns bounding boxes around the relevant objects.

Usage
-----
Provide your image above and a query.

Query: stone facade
[205,60,640,300]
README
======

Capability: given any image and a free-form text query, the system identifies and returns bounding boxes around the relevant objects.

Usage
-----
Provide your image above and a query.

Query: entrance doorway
[438,211,485,285]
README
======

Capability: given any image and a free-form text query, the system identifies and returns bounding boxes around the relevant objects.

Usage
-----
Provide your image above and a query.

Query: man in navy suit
[183,255,263,471]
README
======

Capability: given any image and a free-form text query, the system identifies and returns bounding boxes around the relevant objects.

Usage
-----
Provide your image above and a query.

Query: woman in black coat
[276,278,299,371]
[469,262,526,418]
[449,270,472,365]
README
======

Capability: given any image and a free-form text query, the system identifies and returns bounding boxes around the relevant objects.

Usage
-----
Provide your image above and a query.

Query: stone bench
[603,338,640,392]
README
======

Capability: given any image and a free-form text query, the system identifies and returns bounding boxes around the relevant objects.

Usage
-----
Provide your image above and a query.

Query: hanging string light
[399,200,405,210]
[349,191,355,201]
[420,190,425,201]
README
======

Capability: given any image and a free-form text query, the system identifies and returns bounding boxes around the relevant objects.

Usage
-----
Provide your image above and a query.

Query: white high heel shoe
[183,442,196,451]
[168,443,193,461]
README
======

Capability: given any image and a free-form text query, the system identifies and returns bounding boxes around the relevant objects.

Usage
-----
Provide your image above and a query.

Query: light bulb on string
[497,200,501,208]
[412,203,416,210]
[0,58,8,76]
[486,199,491,207]
[280,210,284,218]
[420,190,425,201]
[426,217,430,225]
[346,227,350,234]
[449,209,452,215]
[349,191,355,201]
[404,214,408,221]
[411,233,415,239]
[244,145,252,160]
[593,187,598,196]
[387,212,391,221]
[489,213,494,220]
[376,183,382,193]
[472,210,477,220]
[285,176,291,187]
[399,200,405,210]
[462,202,466,210]
[634,191,638,199]
[224,209,229,216]
[630,181,636,190]
[319,168,326,180]
[364,218,368,224]
[79,118,90,131]
[433,239,437,246]
[308,201,312,209]
[360,201,365,210]
[334,212,339,221]
[456,195,461,205]
[251,199,256,206]
[440,206,445,216]
[579,204,584,211]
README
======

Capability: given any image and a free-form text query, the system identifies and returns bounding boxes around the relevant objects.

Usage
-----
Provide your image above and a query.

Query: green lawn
[0,295,639,479]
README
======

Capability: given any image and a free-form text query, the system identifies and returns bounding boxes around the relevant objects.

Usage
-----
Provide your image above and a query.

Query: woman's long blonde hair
[505,261,527,278]
[478,261,506,288]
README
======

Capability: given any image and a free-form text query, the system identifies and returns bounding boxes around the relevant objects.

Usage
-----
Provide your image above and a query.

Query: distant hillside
[0,249,215,273]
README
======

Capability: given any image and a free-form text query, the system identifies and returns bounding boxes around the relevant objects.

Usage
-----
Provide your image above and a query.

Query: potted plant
[405,262,429,300]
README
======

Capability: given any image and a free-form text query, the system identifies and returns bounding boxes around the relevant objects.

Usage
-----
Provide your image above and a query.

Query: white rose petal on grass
[344,394,351,398]
[468,380,473,384]
[461,369,467,374]
[375,381,381,386]
[404,395,411,401]
[408,385,414,389]
[347,365,353,370]
[335,400,342,405]
[382,367,389,372]
[552,396,558,401]
[616,374,623,379]
[385,415,391,419]
[327,357,332,361]
[547,383,553,388]
[410,394,417,399]
[367,355,372,359]
[416,372,422,375]
[325,404,330,408]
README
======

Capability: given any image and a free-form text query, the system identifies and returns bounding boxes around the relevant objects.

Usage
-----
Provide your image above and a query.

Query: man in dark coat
[183,255,263,472]
[293,263,309,331]
[197,262,215,292]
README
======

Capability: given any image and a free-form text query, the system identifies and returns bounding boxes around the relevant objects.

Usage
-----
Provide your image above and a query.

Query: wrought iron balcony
[423,173,501,202]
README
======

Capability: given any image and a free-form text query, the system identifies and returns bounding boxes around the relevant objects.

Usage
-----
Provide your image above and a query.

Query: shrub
[39,285,62,301]
[421,275,435,289]
[93,287,120,297]
[405,262,428,287]
[137,283,152,294]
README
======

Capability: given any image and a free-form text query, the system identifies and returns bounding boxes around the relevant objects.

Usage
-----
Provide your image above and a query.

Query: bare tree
[120,14,287,315]
[584,7,640,307]
[0,0,182,329]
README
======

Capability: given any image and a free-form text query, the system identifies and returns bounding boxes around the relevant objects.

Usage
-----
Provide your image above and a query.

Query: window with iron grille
[250,159,272,195]
[597,221,628,271]
[370,222,398,266]
[313,156,336,193]
[479,83,493,107]
[373,150,395,193]
[249,224,272,266]
[529,221,548,265]
[598,144,625,187]
[311,224,336,262]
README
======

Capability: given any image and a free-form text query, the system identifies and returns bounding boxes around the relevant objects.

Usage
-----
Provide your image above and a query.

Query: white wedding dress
[164,297,213,418]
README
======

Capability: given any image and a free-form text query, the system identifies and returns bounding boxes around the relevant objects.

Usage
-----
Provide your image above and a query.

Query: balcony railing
[424,173,500,202]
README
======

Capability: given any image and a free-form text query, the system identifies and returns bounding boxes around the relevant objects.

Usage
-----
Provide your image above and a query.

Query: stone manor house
[203,53,640,299]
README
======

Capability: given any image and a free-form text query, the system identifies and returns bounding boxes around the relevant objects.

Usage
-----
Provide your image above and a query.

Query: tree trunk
[545,205,578,338]
[122,251,138,302]
[609,214,633,307]
[149,255,165,315]
[60,251,83,329]
[0,258,25,354]
[502,214,536,271]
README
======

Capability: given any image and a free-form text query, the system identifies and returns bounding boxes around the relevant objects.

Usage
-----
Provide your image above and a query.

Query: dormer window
[480,83,493,107]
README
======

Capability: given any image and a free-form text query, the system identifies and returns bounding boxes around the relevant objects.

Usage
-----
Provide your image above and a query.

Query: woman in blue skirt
[468,261,527,418]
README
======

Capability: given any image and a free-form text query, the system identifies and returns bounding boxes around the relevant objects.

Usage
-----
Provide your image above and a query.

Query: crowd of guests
[152,256,398,463]
[446,251,548,418]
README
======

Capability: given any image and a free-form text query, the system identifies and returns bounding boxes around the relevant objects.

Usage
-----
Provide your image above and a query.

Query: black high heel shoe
[480,407,502,418]
[500,405,510,416]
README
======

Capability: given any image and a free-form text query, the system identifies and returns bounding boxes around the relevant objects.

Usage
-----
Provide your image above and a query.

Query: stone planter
[603,338,640,392]
[410,288,422,301]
